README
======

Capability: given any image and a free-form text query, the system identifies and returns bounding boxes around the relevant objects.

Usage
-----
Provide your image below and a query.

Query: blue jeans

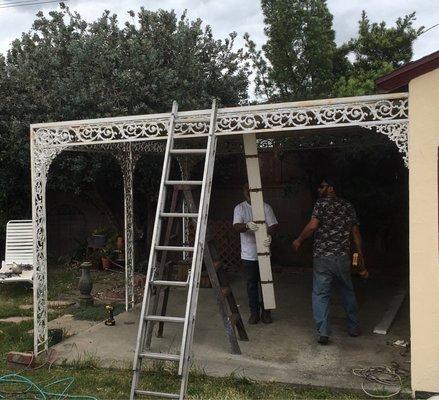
[242,260,261,314]
[313,255,359,336]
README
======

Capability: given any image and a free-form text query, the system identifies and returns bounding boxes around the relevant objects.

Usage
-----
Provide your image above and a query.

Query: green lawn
[0,268,371,399]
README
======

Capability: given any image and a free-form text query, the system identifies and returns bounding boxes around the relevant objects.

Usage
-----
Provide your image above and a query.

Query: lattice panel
[208,220,241,272]
[187,219,241,271]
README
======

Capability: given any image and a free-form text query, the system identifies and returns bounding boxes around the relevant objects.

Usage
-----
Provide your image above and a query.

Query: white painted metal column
[30,133,65,355]
[242,133,276,310]
[116,145,135,310]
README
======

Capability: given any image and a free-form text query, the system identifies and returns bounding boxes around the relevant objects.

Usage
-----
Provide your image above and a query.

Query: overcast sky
[0,0,437,77]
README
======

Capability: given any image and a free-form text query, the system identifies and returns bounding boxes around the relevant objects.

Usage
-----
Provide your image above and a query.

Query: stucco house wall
[409,67,439,394]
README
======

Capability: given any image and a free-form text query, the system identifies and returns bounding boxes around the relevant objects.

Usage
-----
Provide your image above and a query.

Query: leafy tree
[245,2,423,100]
[245,0,338,101]
[0,5,249,246]
[333,12,424,97]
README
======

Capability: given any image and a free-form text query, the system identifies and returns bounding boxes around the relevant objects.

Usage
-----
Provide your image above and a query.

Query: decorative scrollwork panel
[32,144,66,355]
[215,99,408,134]
[33,96,408,148]
[362,122,408,167]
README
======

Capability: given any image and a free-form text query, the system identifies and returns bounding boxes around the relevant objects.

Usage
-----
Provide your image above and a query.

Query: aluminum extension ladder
[130,100,218,399]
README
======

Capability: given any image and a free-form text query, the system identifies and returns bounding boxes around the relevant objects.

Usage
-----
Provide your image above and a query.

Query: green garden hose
[0,373,98,400]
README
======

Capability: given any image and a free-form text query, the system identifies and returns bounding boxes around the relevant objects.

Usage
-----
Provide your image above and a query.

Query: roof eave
[376,50,439,93]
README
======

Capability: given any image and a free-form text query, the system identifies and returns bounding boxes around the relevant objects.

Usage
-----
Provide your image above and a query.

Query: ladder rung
[139,352,180,361]
[170,149,207,154]
[151,280,189,287]
[135,390,179,399]
[160,212,198,218]
[155,246,194,252]
[145,315,185,323]
[165,180,203,185]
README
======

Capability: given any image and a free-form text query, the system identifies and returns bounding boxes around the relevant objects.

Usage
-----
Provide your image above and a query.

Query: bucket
[48,328,63,346]
[90,234,107,248]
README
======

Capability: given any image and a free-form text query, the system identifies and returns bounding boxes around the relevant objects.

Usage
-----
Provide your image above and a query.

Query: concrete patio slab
[47,314,96,337]
[51,271,410,391]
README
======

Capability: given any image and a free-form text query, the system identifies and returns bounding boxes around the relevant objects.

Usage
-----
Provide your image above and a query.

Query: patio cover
[29,93,409,354]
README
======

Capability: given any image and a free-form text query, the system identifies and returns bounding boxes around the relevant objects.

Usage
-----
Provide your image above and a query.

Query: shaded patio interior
[51,270,410,391]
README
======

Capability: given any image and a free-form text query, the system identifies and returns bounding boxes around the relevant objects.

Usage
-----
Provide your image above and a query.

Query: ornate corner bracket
[362,122,408,167]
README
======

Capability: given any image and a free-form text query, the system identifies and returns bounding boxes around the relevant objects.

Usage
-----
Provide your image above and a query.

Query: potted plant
[101,233,120,270]
[90,228,108,248]
[114,234,125,264]
[101,248,111,270]
[101,240,115,269]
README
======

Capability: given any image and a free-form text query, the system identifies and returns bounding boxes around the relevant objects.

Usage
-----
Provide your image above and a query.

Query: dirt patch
[94,284,144,304]
[0,316,33,323]
[48,300,76,308]
[48,314,96,336]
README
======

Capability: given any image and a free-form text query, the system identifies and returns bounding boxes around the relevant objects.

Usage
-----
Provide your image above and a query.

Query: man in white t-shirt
[233,183,278,324]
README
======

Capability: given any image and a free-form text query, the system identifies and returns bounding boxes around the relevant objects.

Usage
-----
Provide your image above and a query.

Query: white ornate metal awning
[30,92,409,354]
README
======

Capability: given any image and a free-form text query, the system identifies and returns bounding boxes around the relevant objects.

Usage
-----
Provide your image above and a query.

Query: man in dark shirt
[292,177,363,345]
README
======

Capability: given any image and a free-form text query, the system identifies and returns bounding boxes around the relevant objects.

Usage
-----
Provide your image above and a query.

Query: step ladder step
[170,149,207,154]
[165,180,203,185]
[221,286,231,296]
[139,352,180,361]
[135,389,179,399]
[160,212,198,218]
[155,246,194,252]
[151,280,189,287]
[145,315,185,323]
[229,312,241,325]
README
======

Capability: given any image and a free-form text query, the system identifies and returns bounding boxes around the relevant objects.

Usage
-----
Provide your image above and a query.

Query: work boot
[348,326,361,337]
[261,310,272,324]
[317,335,329,345]
[248,313,260,324]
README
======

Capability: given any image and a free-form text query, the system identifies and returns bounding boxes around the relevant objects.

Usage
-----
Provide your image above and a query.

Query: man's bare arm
[292,217,319,251]
[351,225,363,255]
[267,223,278,236]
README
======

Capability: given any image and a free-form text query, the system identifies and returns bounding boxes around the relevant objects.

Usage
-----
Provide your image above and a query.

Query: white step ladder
[130,100,218,399]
